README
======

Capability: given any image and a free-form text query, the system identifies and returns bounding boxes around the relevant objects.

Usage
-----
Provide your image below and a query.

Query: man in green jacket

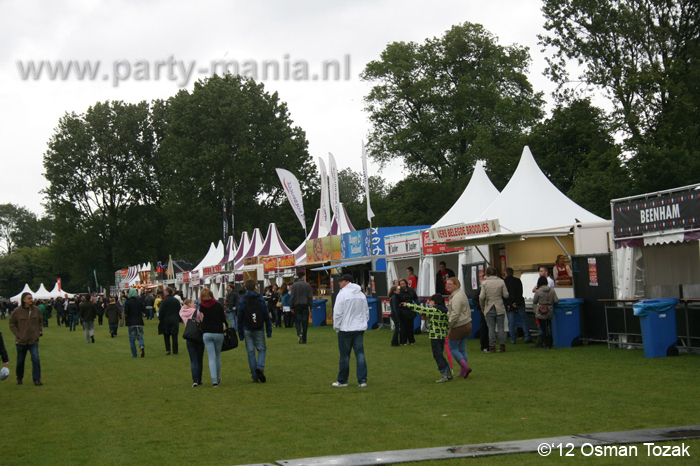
[9,292,43,385]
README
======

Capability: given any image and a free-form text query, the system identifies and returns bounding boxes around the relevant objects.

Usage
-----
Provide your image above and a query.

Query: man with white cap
[332,274,369,388]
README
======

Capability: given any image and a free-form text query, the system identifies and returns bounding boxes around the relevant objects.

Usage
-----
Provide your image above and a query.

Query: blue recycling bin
[312,299,328,327]
[633,299,680,358]
[552,298,584,347]
[467,299,482,339]
[366,297,380,329]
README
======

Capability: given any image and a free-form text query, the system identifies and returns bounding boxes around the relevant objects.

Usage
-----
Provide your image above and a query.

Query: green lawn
[0,317,698,466]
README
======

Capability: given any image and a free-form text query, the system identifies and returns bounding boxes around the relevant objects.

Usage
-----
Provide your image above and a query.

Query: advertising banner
[613,188,700,238]
[422,231,463,255]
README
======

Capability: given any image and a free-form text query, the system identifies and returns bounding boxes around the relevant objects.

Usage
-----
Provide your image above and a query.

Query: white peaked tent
[34,284,52,299]
[217,236,237,267]
[474,146,604,236]
[10,284,35,302]
[258,223,293,256]
[194,242,223,273]
[414,161,501,295]
[235,228,264,269]
[433,161,500,228]
[49,282,75,299]
[231,231,251,268]
[293,209,329,266]
[329,203,356,235]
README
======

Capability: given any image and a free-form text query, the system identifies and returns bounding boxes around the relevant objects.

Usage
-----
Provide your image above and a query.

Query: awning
[310,259,371,271]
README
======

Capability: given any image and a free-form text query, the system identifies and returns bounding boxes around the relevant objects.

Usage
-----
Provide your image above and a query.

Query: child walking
[406,294,452,383]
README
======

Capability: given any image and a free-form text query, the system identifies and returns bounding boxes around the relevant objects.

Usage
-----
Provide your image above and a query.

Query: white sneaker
[358,383,367,388]
[332,381,348,387]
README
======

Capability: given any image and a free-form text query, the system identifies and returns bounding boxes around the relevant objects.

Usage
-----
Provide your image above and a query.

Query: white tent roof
[235,228,264,269]
[49,282,75,299]
[231,231,250,266]
[258,223,293,256]
[475,146,604,234]
[330,203,356,235]
[10,284,34,302]
[34,283,52,300]
[218,236,237,266]
[193,242,221,272]
[433,160,500,228]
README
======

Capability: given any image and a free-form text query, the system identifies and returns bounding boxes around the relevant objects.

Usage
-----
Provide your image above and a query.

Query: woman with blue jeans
[198,288,227,387]
[445,277,473,378]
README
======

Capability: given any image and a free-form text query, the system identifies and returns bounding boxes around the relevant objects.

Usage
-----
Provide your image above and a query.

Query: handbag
[182,309,203,343]
[221,327,239,351]
[276,301,282,308]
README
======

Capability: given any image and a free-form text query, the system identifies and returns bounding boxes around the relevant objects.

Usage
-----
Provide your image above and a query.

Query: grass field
[1,316,698,466]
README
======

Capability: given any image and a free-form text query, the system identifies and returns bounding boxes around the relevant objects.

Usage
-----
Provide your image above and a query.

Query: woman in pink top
[179,299,204,387]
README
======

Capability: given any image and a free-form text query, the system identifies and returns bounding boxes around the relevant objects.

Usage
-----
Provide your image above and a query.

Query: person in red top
[406,267,418,289]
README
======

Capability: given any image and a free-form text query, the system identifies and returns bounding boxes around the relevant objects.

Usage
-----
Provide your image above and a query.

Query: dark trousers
[284,311,294,328]
[390,315,400,346]
[399,316,415,344]
[109,322,119,336]
[540,319,553,348]
[186,339,204,384]
[164,334,178,354]
[16,343,41,383]
[275,308,283,327]
[431,338,448,373]
[294,305,309,342]
[479,311,489,350]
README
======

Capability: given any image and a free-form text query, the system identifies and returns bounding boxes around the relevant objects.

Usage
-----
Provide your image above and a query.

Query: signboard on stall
[613,188,700,238]
[202,265,222,276]
[422,231,464,255]
[341,230,370,259]
[262,256,278,272]
[385,230,422,257]
[190,271,200,283]
[428,220,501,243]
[306,235,342,264]
[588,257,599,286]
[243,257,258,266]
[278,254,295,268]
[182,272,190,283]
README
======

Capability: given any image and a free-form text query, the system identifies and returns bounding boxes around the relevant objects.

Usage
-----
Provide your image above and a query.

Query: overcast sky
[0,0,557,217]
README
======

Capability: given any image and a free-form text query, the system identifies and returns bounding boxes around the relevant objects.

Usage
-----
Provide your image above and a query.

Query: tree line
[1,0,697,296]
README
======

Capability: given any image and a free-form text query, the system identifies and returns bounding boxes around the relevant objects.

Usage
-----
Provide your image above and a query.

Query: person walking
[479,267,509,353]
[237,279,272,383]
[445,277,473,379]
[67,298,80,332]
[199,288,228,387]
[80,294,97,343]
[331,274,369,388]
[105,296,121,337]
[225,283,238,330]
[290,272,313,344]
[179,299,204,387]
[158,287,181,355]
[122,288,146,358]
[9,293,43,385]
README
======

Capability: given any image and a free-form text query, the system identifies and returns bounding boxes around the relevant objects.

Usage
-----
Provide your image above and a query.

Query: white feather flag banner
[276,168,306,233]
[318,157,331,232]
[328,152,340,216]
[361,142,375,222]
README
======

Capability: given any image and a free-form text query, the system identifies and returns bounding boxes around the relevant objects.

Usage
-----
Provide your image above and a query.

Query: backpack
[244,295,264,330]
[538,304,549,315]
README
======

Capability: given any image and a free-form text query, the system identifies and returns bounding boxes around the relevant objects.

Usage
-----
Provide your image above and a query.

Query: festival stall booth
[33,284,52,300]
[257,223,296,287]
[212,236,237,292]
[609,184,700,352]
[189,242,223,299]
[418,161,501,297]
[49,281,75,299]
[234,228,265,289]
[430,146,611,342]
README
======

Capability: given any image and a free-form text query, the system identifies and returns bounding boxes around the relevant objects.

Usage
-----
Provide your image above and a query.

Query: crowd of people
[1,260,565,388]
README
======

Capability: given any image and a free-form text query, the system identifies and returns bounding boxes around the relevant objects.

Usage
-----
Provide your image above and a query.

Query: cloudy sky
[0,0,557,217]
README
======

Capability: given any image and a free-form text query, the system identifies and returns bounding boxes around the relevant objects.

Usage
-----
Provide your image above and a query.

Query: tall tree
[540,0,700,192]
[526,98,632,218]
[157,74,315,262]
[362,22,544,186]
[0,204,52,255]
[43,100,163,289]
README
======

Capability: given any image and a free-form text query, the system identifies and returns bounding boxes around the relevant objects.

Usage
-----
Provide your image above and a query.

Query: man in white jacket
[332,274,369,388]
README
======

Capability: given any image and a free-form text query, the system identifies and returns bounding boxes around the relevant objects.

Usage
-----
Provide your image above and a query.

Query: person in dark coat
[158,287,182,355]
[79,295,97,344]
[122,288,146,358]
[389,286,401,347]
[397,279,418,345]
[105,296,121,338]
